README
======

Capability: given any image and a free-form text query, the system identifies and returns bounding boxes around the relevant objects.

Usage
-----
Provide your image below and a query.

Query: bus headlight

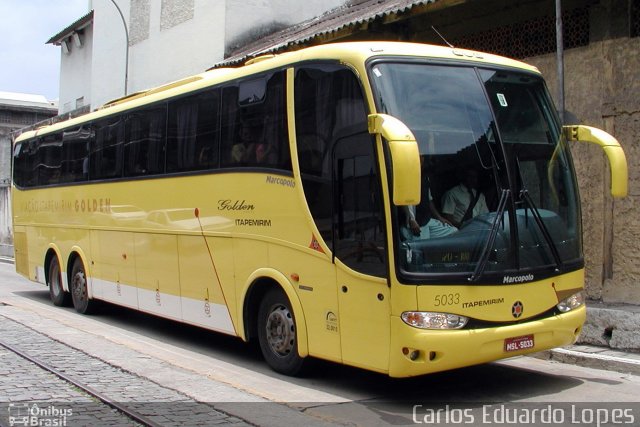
[401,312,468,330]
[556,291,585,313]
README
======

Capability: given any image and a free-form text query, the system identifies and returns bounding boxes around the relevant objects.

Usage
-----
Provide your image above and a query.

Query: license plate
[504,334,535,352]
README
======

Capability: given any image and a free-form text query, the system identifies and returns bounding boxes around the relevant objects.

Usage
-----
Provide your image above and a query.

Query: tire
[69,257,95,314]
[257,288,306,376]
[47,256,70,307]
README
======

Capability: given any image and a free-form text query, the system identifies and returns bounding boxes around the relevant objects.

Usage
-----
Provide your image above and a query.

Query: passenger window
[12,142,29,187]
[91,116,125,179]
[220,71,291,170]
[125,106,167,176]
[36,134,63,186]
[295,64,386,277]
[167,89,220,173]
[62,126,91,182]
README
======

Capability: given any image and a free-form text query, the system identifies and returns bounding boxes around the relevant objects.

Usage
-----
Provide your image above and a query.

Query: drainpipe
[108,0,129,96]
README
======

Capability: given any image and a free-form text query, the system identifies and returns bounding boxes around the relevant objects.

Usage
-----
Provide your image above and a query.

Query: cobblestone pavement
[0,313,250,427]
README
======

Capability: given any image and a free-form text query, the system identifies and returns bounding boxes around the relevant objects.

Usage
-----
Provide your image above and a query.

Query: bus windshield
[370,62,582,282]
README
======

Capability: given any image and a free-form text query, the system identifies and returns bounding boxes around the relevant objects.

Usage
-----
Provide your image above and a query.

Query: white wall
[91,0,130,108]
[59,24,94,113]
[127,0,226,94]
[90,0,228,109]
[87,0,347,109]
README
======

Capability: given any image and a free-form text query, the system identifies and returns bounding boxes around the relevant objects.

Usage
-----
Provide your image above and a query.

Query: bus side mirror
[563,125,628,198]
[368,114,420,206]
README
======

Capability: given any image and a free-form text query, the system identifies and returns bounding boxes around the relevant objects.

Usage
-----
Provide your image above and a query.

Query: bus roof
[15,41,539,143]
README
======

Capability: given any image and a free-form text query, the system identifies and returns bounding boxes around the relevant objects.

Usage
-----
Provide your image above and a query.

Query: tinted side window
[61,126,91,182]
[294,65,372,247]
[167,89,220,173]
[333,133,387,277]
[36,134,63,186]
[295,64,386,276]
[220,71,291,170]
[125,105,167,176]
[294,66,336,245]
[91,116,125,180]
[20,139,38,187]
[14,127,91,187]
[12,141,29,187]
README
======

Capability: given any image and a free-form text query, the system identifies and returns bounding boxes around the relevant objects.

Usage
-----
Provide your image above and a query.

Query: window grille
[631,0,640,38]
[452,7,589,59]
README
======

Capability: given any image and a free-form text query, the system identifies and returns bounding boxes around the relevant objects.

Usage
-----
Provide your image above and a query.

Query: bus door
[294,64,390,371]
[333,126,390,372]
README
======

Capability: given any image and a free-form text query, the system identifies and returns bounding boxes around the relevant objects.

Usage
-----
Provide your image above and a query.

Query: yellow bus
[11,42,627,377]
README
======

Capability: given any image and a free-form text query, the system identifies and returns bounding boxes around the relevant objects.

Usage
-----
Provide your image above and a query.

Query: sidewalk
[1,255,638,377]
[535,345,640,376]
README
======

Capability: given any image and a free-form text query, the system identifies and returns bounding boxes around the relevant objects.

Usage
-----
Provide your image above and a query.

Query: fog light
[557,291,585,313]
[401,312,468,329]
[409,350,420,361]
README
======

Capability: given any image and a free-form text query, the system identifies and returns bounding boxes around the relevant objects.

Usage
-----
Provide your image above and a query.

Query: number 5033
[434,293,460,306]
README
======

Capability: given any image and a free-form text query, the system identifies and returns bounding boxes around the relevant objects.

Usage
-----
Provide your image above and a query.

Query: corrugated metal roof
[46,10,94,45]
[218,0,438,67]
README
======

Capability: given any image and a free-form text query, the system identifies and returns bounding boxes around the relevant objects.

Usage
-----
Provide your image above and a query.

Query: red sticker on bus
[309,235,325,253]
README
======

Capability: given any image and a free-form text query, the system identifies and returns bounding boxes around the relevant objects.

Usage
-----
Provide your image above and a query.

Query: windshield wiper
[513,154,563,271]
[520,189,563,271]
[469,188,510,282]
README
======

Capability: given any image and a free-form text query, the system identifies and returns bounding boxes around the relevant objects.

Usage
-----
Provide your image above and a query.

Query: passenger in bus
[197,146,214,168]
[402,157,456,240]
[402,196,457,240]
[441,168,489,228]
[231,124,257,165]
[255,142,277,165]
[48,168,62,184]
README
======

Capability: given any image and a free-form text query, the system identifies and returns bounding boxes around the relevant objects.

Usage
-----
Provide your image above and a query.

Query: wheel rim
[72,269,87,304]
[50,262,62,297]
[265,304,295,356]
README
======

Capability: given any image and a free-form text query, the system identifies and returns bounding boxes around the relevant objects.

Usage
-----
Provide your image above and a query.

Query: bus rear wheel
[48,256,70,306]
[257,288,305,376]
[70,257,95,314]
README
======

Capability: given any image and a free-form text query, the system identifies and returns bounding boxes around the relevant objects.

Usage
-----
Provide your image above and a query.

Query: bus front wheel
[70,257,95,314]
[47,256,70,307]
[257,288,305,376]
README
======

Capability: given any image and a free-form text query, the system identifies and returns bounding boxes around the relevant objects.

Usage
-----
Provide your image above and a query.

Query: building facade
[47,11,94,115]
[0,93,58,257]
[50,0,346,113]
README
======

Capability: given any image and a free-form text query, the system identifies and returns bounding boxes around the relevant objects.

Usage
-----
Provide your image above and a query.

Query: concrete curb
[579,302,640,350]
[0,256,14,265]
[533,346,640,376]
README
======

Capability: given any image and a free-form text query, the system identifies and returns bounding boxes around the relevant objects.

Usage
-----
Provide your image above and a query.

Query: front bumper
[388,305,585,377]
